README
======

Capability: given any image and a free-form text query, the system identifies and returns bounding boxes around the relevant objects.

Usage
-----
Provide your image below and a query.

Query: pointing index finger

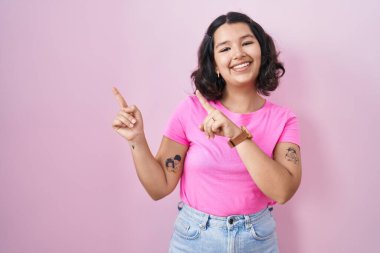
[112,87,128,108]
[195,90,215,114]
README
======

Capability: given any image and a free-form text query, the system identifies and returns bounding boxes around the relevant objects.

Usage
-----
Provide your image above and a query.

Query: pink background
[1,0,379,252]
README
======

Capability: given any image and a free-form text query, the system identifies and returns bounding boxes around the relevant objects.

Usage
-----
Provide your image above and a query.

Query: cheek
[251,46,261,58]
[214,54,230,69]
[250,48,262,68]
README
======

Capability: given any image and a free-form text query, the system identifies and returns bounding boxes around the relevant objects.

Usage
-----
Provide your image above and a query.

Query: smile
[231,61,252,72]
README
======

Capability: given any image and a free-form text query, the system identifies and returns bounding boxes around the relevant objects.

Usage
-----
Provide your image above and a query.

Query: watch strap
[228,126,253,148]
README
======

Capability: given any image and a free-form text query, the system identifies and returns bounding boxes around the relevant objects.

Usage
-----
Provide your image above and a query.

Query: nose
[232,45,246,59]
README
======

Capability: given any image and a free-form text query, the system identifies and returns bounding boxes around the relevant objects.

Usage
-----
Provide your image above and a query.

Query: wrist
[128,132,146,144]
[228,125,253,148]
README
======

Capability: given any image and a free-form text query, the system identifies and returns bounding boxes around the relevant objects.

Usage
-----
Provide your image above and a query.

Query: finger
[204,110,219,138]
[205,121,212,139]
[203,117,214,139]
[121,105,137,113]
[195,90,215,114]
[118,112,137,127]
[211,121,222,133]
[116,115,134,128]
[121,105,141,119]
[119,110,136,124]
[204,117,215,139]
[112,119,128,129]
[112,87,128,108]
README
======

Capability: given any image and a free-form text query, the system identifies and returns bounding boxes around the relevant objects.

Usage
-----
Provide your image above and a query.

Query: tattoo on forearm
[285,147,299,164]
[165,155,182,173]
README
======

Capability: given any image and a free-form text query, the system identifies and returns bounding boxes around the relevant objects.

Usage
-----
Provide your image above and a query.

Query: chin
[226,72,255,82]
[228,77,256,86]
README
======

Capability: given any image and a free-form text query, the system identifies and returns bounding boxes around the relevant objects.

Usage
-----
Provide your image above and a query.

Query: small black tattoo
[285,147,299,164]
[165,155,182,173]
[131,144,135,149]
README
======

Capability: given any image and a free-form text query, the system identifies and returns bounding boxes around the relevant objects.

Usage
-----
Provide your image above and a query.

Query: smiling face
[213,22,261,88]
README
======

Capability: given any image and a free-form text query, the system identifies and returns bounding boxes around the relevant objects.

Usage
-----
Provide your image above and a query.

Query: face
[213,22,261,87]
[173,160,180,169]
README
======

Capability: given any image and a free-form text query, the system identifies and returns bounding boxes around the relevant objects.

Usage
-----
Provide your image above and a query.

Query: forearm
[235,139,295,204]
[128,134,168,200]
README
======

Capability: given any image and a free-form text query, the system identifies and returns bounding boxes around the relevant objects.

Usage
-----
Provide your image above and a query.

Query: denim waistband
[176,201,274,230]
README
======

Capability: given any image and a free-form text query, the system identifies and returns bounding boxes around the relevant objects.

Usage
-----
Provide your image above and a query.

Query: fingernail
[132,119,136,123]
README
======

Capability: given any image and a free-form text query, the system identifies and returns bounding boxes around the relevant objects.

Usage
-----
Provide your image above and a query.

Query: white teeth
[232,62,250,69]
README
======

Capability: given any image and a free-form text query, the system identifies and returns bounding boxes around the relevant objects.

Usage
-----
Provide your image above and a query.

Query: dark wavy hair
[191,12,285,100]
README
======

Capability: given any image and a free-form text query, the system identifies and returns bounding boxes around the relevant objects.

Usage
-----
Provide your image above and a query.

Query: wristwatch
[228,126,253,148]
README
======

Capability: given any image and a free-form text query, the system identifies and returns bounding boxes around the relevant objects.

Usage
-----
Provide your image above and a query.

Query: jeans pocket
[249,213,277,241]
[173,216,201,240]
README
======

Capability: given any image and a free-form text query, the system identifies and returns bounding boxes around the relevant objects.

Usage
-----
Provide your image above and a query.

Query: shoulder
[266,100,298,120]
[168,94,205,116]
[176,94,204,111]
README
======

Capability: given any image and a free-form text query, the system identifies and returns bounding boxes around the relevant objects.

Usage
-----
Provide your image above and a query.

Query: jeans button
[228,218,234,224]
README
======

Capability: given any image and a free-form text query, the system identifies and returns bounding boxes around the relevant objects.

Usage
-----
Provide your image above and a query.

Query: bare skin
[196,90,302,204]
[112,87,188,200]
[111,22,302,203]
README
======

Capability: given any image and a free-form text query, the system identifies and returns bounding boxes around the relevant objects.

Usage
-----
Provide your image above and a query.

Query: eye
[242,41,254,46]
[219,47,230,53]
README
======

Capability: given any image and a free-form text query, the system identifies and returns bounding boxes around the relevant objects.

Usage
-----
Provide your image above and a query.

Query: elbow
[148,184,175,201]
[276,197,290,205]
[150,195,161,201]
[149,190,170,201]
[150,193,165,201]
[276,188,297,205]
[277,178,301,204]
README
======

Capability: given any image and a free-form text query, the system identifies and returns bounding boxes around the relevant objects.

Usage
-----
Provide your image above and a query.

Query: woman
[112,11,302,253]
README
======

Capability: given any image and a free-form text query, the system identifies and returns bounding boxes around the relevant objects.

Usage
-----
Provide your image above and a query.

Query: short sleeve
[163,97,190,146]
[277,111,301,147]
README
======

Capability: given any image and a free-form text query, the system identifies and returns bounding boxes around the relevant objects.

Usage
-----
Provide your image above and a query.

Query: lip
[230,61,252,68]
[230,61,252,72]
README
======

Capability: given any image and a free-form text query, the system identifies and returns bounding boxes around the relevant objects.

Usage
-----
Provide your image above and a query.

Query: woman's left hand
[196,90,241,139]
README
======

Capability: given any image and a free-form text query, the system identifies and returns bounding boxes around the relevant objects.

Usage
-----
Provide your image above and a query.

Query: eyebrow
[215,34,255,49]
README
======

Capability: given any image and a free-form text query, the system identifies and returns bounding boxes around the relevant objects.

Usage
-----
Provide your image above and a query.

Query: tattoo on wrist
[285,147,299,164]
[165,155,182,173]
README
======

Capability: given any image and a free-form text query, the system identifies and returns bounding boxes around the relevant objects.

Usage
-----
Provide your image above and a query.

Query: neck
[220,84,265,113]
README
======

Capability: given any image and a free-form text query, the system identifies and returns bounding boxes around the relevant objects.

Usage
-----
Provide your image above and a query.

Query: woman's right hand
[111,87,144,141]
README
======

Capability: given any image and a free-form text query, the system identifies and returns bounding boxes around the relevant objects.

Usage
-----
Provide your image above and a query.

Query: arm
[129,135,188,201]
[111,87,188,201]
[235,137,302,204]
[194,90,302,204]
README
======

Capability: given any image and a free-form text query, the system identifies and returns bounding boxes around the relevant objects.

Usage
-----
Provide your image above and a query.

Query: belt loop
[199,214,209,230]
[244,215,252,230]
[177,201,184,211]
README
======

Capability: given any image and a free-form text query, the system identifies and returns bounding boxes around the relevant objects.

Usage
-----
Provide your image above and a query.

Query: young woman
[112,11,302,253]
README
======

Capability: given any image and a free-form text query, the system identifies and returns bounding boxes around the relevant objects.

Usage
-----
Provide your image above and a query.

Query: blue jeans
[168,202,279,253]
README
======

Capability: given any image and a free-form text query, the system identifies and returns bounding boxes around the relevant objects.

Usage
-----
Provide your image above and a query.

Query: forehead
[213,22,254,43]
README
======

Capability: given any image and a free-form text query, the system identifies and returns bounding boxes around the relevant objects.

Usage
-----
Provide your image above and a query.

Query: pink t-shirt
[163,95,301,216]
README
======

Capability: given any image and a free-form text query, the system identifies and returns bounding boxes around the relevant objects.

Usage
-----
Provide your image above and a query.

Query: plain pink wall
[1,0,379,252]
